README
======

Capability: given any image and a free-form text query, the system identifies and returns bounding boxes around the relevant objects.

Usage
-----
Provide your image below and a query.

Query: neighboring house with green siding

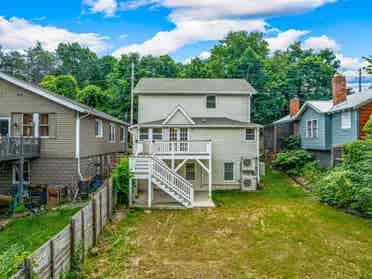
[0,72,128,199]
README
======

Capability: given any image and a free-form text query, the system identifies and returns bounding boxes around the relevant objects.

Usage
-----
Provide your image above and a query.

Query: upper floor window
[109,124,116,143]
[306,119,318,138]
[120,126,126,143]
[206,95,216,109]
[23,114,34,137]
[341,111,351,129]
[139,128,149,141]
[40,114,49,138]
[244,128,256,141]
[96,119,103,138]
[152,128,163,140]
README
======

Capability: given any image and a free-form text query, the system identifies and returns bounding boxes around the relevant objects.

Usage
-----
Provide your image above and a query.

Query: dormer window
[206,96,216,109]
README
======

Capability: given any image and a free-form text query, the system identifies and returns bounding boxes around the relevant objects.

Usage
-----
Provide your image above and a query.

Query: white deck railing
[134,141,211,156]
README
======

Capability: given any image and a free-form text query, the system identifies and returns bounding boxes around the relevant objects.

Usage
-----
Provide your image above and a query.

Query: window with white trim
[244,128,256,141]
[152,128,162,140]
[40,114,49,138]
[341,111,351,129]
[185,163,195,181]
[13,161,31,184]
[224,162,234,181]
[96,119,103,138]
[23,114,34,137]
[0,117,10,137]
[139,128,149,141]
[120,126,126,142]
[206,95,216,109]
[306,120,318,138]
[109,124,116,143]
[312,119,318,138]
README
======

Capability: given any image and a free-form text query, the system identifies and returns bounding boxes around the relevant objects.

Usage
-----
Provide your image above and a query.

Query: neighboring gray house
[0,72,129,199]
[292,74,372,167]
[129,78,262,208]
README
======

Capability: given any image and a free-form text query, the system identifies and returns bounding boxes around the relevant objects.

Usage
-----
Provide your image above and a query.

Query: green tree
[56,43,99,88]
[0,50,27,79]
[364,55,372,74]
[39,75,79,99]
[179,58,209,78]
[78,85,111,112]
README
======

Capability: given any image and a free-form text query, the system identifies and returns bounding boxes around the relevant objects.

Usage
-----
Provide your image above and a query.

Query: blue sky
[0,0,371,83]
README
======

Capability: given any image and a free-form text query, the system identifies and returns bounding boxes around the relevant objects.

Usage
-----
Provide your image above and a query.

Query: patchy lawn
[83,169,372,279]
[0,208,79,254]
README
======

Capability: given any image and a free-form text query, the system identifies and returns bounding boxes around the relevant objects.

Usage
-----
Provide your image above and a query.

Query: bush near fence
[11,179,116,279]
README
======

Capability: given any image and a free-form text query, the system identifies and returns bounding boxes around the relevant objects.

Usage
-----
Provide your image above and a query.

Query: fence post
[50,240,55,279]
[99,191,103,233]
[81,209,86,262]
[25,257,33,279]
[70,219,76,258]
[92,198,97,246]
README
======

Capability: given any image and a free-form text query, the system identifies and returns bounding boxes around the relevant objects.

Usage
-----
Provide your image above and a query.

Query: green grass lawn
[83,169,372,279]
[0,208,79,254]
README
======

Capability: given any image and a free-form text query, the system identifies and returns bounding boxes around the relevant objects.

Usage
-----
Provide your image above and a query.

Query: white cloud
[119,33,128,39]
[113,19,266,57]
[83,0,118,17]
[336,54,371,79]
[267,29,309,52]
[112,0,337,56]
[303,35,339,51]
[184,50,211,64]
[0,16,110,52]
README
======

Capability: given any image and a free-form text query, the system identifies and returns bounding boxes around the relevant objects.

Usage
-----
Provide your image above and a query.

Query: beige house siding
[80,115,127,158]
[138,94,251,123]
[0,79,76,158]
[0,163,12,195]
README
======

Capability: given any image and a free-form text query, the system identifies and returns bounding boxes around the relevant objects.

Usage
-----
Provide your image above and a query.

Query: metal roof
[329,90,372,113]
[0,72,129,126]
[137,117,262,128]
[134,78,256,95]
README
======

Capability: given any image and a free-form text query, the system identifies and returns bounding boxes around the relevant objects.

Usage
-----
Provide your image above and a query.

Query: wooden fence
[11,179,116,279]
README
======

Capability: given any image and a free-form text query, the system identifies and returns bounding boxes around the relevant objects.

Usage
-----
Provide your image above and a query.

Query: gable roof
[0,72,129,126]
[134,78,256,95]
[137,117,262,128]
[329,90,372,113]
[162,105,195,125]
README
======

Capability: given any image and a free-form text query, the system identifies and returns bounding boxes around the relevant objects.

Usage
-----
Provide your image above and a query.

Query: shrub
[272,150,313,176]
[282,136,301,150]
[302,161,325,184]
[0,244,29,278]
[112,157,132,206]
[342,140,370,167]
[363,114,372,139]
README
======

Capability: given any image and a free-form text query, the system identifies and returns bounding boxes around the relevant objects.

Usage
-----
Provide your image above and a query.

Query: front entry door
[0,118,10,137]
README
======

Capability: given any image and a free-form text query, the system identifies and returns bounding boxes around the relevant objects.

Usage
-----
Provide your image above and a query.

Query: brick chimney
[332,73,347,106]
[290,97,300,117]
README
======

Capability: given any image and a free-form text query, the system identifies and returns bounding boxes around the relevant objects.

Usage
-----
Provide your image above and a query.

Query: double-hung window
[224,162,234,181]
[206,96,216,109]
[13,161,31,184]
[109,124,116,143]
[23,114,34,137]
[245,128,256,141]
[185,163,195,181]
[341,111,351,129]
[40,114,49,138]
[96,119,103,138]
[139,128,149,141]
[306,120,318,138]
[152,128,163,140]
[120,126,126,143]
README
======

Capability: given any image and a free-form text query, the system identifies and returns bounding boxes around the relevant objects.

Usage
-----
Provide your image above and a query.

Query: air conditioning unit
[241,175,257,192]
[241,157,256,172]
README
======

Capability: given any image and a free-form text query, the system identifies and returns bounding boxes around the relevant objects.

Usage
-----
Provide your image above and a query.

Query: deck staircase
[130,155,194,208]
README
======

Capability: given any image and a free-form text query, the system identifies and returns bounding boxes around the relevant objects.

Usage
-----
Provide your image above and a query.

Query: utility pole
[130,61,135,126]
[358,68,362,93]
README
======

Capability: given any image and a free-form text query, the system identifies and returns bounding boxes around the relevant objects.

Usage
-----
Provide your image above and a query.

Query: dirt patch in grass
[83,169,372,279]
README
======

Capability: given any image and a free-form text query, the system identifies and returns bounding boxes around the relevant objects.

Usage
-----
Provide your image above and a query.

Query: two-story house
[0,72,129,201]
[269,74,372,167]
[129,78,262,208]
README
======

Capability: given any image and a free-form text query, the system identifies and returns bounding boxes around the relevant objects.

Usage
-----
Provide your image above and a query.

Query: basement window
[224,162,234,181]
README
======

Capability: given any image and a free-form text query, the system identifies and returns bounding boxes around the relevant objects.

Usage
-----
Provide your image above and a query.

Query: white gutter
[75,111,83,180]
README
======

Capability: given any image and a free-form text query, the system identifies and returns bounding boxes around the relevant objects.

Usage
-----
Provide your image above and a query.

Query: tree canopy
[0,31,344,125]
